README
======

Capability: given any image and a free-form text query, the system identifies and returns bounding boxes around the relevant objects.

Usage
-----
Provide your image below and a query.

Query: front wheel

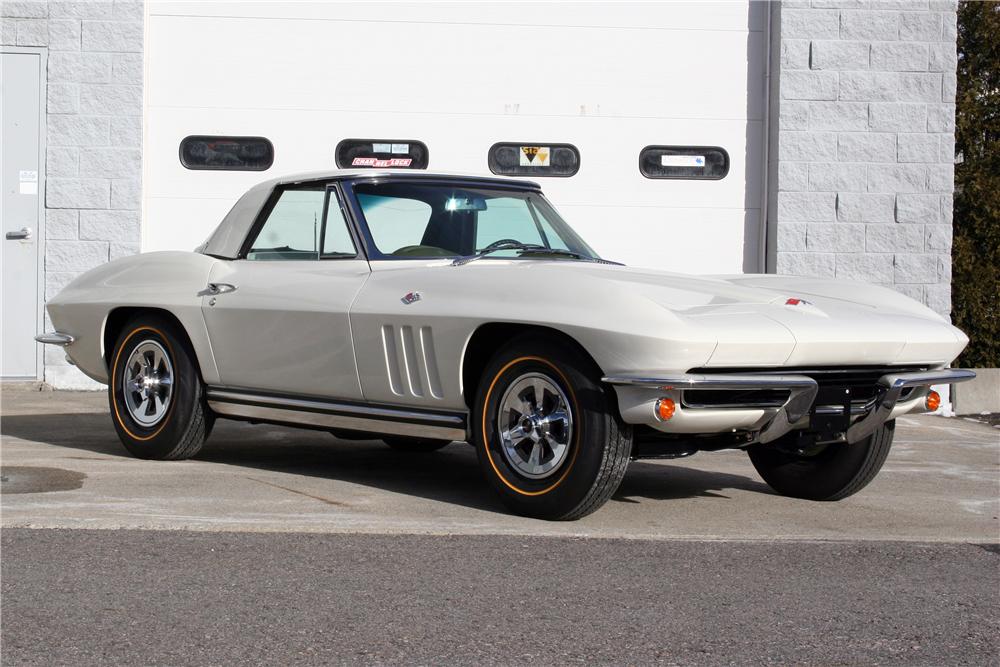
[472,336,632,520]
[747,421,895,501]
[108,316,212,460]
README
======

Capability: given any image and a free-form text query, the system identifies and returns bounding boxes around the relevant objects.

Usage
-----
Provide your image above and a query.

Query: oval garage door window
[488,143,580,177]
[639,145,729,180]
[179,136,274,171]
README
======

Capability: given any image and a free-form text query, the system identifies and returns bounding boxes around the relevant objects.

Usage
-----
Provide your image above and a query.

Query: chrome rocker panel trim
[602,373,819,444]
[206,387,468,441]
[34,332,75,346]
[604,369,976,445]
[845,368,977,442]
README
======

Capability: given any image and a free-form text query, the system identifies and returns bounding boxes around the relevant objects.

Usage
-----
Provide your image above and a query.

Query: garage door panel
[144,197,241,255]
[561,205,758,275]
[144,2,767,274]
[149,17,760,122]
[155,1,761,33]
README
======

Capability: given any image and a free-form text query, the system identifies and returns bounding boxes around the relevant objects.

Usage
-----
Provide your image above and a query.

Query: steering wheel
[479,238,523,252]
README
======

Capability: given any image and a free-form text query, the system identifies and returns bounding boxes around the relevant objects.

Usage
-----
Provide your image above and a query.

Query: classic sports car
[38,170,974,520]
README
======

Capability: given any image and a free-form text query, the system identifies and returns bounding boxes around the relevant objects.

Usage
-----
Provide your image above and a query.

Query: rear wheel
[473,335,632,520]
[747,421,895,501]
[382,436,451,452]
[108,315,212,460]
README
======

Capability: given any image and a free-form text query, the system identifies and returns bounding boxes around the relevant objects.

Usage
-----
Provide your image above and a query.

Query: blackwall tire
[382,437,451,452]
[747,421,895,501]
[472,335,632,520]
[108,316,213,460]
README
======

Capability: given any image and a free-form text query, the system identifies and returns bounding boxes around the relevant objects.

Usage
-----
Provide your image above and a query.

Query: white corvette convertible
[38,170,974,519]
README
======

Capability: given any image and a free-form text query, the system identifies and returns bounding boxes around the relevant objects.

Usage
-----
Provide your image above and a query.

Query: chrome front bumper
[845,369,977,441]
[603,368,976,445]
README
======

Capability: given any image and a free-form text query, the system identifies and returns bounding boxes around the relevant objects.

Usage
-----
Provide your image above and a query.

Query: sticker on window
[640,146,728,180]
[520,146,550,167]
[661,154,705,168]
[336,139,429,169]
[351,157,413,167]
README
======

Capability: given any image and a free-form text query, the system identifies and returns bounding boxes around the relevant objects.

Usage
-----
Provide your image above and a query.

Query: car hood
[462,260,967,368]
[603,263,965,367]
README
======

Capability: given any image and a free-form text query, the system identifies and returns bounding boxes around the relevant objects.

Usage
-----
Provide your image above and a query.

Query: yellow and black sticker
[519,146,550,167]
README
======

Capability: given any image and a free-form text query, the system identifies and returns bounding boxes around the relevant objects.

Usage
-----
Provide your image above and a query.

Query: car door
[201,184,370,399]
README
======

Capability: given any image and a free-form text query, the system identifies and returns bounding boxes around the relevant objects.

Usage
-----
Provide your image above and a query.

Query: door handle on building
[5,227,32,240]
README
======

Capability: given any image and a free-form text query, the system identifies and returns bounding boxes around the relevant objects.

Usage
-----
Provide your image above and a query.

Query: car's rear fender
[45,252,221,385]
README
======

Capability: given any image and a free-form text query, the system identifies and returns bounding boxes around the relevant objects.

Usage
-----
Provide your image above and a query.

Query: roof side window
[247,187,356,260]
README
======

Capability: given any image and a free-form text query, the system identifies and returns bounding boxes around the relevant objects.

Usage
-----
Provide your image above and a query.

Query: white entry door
[1,51,44,378]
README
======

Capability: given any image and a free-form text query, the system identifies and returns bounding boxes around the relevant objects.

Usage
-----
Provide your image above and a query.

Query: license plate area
[808,384,856,442]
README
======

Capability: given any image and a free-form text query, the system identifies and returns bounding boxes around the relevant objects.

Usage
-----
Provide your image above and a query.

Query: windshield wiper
[452,241,590,266]
[517,247,588,260]
[452,241,535,265]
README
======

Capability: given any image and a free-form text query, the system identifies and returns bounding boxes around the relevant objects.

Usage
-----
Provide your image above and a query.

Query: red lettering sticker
[352,157,413,167]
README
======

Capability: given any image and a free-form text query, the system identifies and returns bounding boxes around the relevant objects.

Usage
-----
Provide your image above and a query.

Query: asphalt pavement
[1,386,998,665]
[3,529,998,666]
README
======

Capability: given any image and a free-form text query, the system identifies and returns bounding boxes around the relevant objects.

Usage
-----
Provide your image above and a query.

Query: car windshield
[351,181,598,260]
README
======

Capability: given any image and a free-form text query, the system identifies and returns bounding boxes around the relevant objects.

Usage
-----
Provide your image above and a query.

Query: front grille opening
[683,389,789,409]
[681,366,928,411]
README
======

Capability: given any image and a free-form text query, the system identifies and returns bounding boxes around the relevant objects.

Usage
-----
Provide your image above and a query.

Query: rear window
[335,139,429,169]
[488,143,580,177]
[179,136,273,171]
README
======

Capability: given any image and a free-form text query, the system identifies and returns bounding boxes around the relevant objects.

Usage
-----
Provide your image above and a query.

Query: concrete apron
[1,387,998,543]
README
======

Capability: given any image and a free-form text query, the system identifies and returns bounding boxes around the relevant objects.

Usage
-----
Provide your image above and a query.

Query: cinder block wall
[2,0,143,388]
[771,0,958,317]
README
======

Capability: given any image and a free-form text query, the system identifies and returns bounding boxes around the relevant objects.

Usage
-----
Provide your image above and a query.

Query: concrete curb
[952,368,1000,414]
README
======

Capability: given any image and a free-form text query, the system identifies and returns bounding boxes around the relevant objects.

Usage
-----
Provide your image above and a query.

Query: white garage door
[144,1,768,274]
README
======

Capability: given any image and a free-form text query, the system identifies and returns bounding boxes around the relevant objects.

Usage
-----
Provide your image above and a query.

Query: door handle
[207,282,237,294]
[6,227,32,240]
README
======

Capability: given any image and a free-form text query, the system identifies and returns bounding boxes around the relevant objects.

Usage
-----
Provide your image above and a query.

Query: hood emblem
[401,291,422,305]
[785,298,812,306]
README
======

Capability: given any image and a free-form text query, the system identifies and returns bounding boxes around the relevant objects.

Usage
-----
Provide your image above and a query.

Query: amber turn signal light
[925,390,941,412]
[655,398,676,421]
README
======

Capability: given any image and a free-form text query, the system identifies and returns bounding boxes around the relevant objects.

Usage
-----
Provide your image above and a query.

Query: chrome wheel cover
[122,340,174,427]
[497,372,573,479]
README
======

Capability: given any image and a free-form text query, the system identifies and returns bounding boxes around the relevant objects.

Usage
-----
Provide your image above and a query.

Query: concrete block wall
[772,0,958,317]
[1,0,143,388]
